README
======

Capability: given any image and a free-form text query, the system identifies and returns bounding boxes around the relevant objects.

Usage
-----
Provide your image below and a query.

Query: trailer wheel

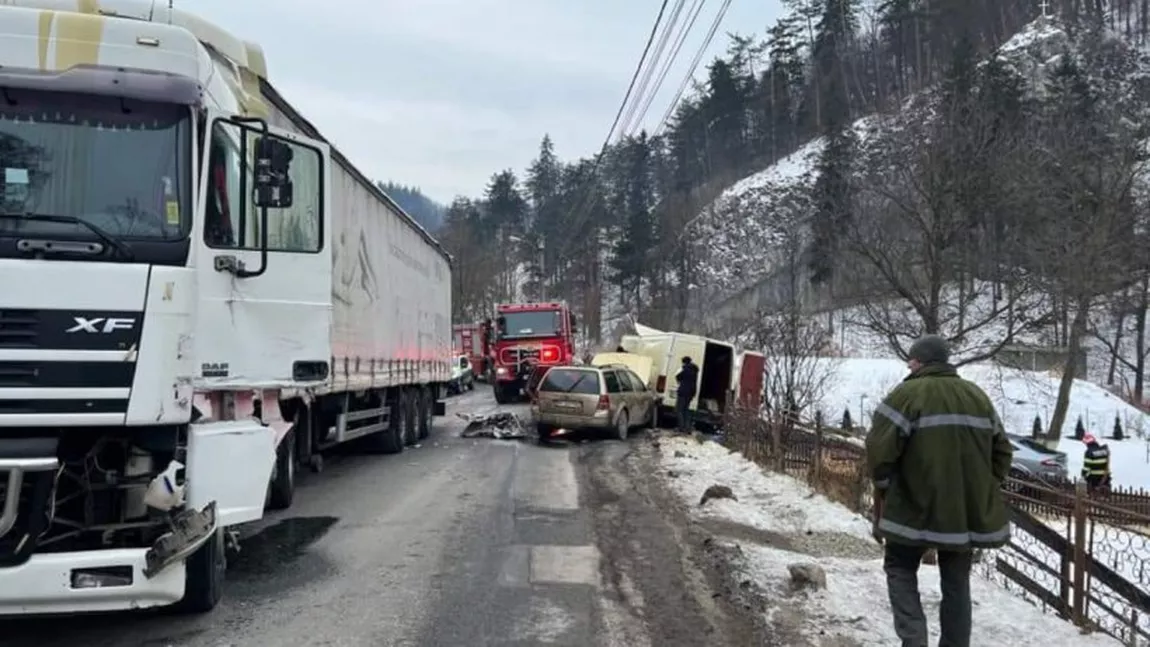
[266,429,295,511]
[403,389,419,446]
[368,394,405,455]
[417,388,433,440]
[176,528,225,614]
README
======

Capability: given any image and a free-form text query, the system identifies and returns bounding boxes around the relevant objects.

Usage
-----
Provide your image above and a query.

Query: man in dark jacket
[1081,433,1112,493]
[675,356,699,433]
[865,334,1013,647]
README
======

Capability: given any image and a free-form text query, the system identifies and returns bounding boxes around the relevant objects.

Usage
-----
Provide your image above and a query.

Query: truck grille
[0,310,37,349]
[500,347,541,364]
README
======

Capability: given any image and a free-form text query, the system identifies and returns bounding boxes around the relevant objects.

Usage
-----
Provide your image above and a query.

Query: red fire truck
[490,301,577,403]
[453,321,492,381]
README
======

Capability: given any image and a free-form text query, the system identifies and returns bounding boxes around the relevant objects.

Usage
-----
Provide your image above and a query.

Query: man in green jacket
[865,335,1013,647]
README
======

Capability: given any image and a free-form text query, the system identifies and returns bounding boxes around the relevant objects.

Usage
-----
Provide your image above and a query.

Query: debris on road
[458,410,529,439]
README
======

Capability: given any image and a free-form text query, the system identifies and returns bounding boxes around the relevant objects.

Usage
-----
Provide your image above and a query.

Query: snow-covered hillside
[816,357,1150,490]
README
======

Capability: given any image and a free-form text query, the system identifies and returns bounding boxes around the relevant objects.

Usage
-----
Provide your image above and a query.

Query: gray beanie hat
[908,334,949,365]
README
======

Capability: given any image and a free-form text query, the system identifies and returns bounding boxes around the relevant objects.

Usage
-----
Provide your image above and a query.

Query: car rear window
[539,369,601,394]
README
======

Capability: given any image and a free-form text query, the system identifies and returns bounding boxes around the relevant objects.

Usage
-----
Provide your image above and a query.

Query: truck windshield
[0,88,191,244]
[500,310,561,339]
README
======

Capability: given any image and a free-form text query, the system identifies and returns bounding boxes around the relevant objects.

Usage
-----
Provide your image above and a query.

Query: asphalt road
[1,386,765,647]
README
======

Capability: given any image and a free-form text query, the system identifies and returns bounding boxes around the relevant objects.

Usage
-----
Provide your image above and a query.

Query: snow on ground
[816,357,1150,491]
[659,435,1118,646]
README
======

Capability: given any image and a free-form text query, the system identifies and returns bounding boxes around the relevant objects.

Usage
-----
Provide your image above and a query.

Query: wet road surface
[1,386,765,646]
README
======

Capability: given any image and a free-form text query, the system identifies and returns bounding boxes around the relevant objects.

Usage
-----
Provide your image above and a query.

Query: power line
[627,0,708,139]
[618,0,689,139]
[601,0,673,149]
[655,0,733,137]
[552,0,732,265]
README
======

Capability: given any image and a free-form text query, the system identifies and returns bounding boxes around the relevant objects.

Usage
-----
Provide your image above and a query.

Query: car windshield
[0,88,191,243]
[539,369,600,394]
[500,310,560,338]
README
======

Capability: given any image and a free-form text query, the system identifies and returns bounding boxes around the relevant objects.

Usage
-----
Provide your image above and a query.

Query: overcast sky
[191,0,784,203]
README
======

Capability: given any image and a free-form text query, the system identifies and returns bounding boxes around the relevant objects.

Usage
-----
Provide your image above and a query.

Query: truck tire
[403,389,419,446]
[367,394,405,455]
[266,429,295,511]
[176,528,225,614]
[417,388,433,440]
[493,384,509,404]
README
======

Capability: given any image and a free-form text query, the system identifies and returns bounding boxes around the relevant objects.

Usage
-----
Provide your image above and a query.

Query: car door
[194,111,332,388]
[626,369,655,422]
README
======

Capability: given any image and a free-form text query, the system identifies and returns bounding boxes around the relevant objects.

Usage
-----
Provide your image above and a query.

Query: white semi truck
[0,1,452,615]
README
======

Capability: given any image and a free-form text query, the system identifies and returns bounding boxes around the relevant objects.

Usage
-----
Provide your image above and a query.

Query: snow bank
[658,435,1119,646]
[817,358,1150,491]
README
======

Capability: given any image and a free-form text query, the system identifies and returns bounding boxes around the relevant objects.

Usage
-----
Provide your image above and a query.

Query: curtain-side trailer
[0,0,451,616]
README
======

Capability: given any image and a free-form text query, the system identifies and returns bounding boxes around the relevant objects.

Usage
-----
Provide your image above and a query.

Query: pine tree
[1074,416,1086,440]
[841,407,853,431]
[1032,414,1043,439]
[1113,414,1124,440]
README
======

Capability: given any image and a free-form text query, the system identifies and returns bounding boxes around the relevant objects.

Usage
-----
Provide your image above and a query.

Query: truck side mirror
[569,312,578,334]
[253,136,294,209]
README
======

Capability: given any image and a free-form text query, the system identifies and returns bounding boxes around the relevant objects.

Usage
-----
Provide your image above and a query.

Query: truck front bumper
[0,547,186,615]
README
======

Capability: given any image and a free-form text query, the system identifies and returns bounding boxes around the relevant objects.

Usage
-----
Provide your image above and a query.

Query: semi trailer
[0,0,451,615]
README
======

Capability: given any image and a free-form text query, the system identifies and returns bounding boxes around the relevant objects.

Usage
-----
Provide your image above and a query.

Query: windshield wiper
[0,212,134,260]
[563,374,589,393]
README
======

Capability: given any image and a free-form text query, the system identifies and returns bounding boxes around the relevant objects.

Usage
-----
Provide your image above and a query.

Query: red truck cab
[490,301,577,404]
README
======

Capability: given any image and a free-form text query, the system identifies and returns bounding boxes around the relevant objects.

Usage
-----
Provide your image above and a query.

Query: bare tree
[740,192,839,422]
[842,95,1042,365]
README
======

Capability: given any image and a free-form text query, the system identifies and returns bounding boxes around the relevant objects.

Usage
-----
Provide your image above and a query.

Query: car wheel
[615,411,629,441]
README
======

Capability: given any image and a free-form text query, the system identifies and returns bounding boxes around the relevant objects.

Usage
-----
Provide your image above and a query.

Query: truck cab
[489,302,576,404]
[0,0,333,616]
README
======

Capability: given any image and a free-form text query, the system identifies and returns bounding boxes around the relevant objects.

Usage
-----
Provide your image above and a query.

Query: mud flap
[144,501,216,578]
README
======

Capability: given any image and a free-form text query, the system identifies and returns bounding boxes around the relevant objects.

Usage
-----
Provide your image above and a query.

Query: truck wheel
[403,390,419,446]
[266,429,295,511]
[176,528,225,614]
[367,395,405,454]
[418,388,433,440]
[493,384,509,404]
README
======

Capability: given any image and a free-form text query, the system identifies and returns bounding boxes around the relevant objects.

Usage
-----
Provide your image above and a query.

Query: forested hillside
[378,181,445,232]
[437,0,1150,366]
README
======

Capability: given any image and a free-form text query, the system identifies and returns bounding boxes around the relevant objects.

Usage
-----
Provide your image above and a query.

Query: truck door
[194,112,333,388]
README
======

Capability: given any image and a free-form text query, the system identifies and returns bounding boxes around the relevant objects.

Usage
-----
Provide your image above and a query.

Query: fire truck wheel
[177,528,225,614]
[493,384,510,405]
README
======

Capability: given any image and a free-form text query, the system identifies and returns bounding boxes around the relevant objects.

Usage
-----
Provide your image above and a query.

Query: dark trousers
[675,393,693,432]
[883,543,973,647]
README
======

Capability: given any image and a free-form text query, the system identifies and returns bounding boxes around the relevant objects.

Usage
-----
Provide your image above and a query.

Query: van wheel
[176,528,225,614]
[266,429,295,511]
[615,411,629,441]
